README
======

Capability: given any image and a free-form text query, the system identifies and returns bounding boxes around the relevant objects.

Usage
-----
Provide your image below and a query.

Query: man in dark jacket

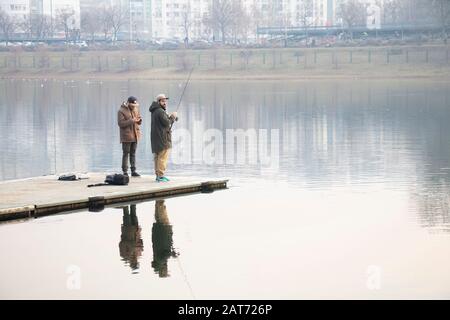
[118,96,142,177]
[149,94,177,182]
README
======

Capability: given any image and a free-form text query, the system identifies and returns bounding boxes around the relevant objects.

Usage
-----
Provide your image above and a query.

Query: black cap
[127,96,137,103]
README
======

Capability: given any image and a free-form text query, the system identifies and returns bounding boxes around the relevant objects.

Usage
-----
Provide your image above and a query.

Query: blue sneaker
[155,176,162,182]
[160,176,170,182]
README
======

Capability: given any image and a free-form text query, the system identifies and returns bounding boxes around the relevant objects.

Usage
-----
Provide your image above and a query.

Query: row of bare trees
[206,0,450,45]
[0,4,128,46]
[382,0,450,29]
[81,5,128,42]
[83,0,254,46]
[0,9,15,45]
[339,0,450,40]
[431,0,450,38]
[0,7,77,45]
[203,0,253,43]
[1,0,450,46]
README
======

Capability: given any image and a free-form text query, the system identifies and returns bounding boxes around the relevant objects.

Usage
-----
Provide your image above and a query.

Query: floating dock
[0,173,228,222]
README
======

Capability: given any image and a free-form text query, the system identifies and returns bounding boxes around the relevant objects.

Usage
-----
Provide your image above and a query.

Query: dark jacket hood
[150,101,163,113]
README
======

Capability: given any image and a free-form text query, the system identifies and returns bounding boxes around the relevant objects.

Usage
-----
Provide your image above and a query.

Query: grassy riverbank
[1,45,449,80]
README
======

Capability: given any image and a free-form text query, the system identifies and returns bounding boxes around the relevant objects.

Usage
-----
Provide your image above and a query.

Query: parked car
[189,39,212,49]
[73,41,88,48]
[158,40,181,50]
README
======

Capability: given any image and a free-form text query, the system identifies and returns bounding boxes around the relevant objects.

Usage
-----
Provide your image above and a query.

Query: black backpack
[58,174,78,181]
[87,174,129,188]
[105,174,129,185]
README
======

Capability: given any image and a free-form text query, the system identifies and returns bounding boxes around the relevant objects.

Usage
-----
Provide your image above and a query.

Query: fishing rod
[170,66,194,129]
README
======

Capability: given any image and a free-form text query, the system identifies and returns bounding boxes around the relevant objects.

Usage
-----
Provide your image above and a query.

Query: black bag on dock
[105,174,129,186]
[58,174,78,181]
[58,174,89,181]
[87,174,129,188]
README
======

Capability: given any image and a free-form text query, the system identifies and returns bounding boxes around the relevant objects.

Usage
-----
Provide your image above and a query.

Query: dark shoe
[131,172,141,177]
[123,172,129,177]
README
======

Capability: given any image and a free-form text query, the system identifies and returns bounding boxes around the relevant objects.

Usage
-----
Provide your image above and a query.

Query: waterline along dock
[0,173,228,222]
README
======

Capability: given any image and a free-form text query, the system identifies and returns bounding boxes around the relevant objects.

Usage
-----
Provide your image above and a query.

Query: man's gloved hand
[170,112,178,121]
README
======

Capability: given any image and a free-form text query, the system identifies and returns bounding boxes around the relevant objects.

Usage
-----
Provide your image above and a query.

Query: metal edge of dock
[0,179,228,222]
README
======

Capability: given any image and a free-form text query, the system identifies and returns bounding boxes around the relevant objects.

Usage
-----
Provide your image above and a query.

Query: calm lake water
[1,79,450,299]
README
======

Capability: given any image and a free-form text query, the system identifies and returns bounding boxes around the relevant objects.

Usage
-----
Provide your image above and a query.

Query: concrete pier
[0,173,228,222]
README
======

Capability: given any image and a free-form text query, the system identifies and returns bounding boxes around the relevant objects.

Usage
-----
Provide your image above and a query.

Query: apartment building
[152,0,210,40]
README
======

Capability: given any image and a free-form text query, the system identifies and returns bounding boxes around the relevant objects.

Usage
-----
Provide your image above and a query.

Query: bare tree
[31,14,52,40]
[383,0,403,25]
[0,9,16,46]
[204,0,237,43]
[20,15,33,39]
[181,4,193,47]
[106,5,128,42]
[201,11,213,41]
[383,0,436,27]
[297,0,314,46]
[99,7,113,41]
[432,0,450,41]
[81,11,101,42]
[249,3,263,43]
[281,11,292,48]
[264,0,284,27]
[405,0,433,25]
[338,0,367,40]
[56,9,76,43]
[230,0,250,45]
[382,0,413,39]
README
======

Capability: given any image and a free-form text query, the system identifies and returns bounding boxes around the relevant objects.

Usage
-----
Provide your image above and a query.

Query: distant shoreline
[1,45,450,81]
[1,68,450,81]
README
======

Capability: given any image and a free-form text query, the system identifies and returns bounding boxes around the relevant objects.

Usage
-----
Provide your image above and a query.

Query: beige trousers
[154,148,171,177]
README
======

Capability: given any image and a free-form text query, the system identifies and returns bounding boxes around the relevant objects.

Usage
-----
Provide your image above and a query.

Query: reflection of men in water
[119,204,144,271]
[152,200,178,277]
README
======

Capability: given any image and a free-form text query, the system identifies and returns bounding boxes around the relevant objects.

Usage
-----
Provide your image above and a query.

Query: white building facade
[0,0,29,20]
[129,0,152,40]
[0,0,80,29]
[152,0,210,40]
